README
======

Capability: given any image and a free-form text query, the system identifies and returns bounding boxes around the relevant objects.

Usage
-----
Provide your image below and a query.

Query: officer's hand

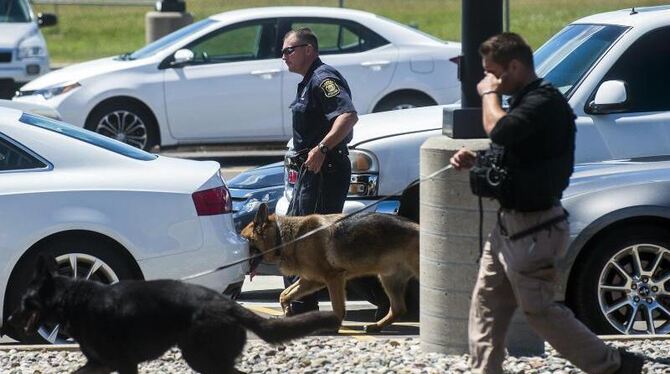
[477,72,500,96]
[450,149,476,171]
[305,147,326,173]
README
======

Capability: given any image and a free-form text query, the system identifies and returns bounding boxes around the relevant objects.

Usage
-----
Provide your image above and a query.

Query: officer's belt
[499,208,569,241]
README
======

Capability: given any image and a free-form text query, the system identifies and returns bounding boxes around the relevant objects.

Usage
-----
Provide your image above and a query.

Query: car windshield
[19,113,157,161]
[0,0,31,23]
[121,18,216,60]
[534,24,628,96]
[227,163,284,189]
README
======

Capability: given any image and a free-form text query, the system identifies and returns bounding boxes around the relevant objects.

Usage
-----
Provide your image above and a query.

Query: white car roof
[208,6,447,45]
[0,107,220,193]
[573,5,670,29]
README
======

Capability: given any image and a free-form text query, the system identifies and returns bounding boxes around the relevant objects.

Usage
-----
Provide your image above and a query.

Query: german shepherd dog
[4,256,340,374]
[241,203,419,333]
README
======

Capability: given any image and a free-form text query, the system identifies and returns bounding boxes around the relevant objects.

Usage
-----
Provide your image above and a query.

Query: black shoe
[288,301,319,315]
[615,348,644,374]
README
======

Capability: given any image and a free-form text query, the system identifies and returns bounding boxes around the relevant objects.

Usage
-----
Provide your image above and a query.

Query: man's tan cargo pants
[468,205,621,373]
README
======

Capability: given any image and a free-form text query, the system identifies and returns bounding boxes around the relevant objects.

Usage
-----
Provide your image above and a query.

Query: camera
[469,145,508,199]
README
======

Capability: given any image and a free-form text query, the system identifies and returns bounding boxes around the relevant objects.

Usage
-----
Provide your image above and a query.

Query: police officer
[282,28,394,317]
[450,33,643,374]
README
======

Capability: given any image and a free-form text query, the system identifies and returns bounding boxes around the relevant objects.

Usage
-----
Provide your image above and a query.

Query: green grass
[34,0,669,64]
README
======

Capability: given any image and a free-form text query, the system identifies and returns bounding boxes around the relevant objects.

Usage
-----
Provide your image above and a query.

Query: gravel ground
[1,337,669,373]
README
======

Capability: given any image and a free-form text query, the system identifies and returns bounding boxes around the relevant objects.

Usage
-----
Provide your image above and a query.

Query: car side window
[0,136,47,171]
[600,26,670,112]
[290,19,388,55]
[188,20,276,64]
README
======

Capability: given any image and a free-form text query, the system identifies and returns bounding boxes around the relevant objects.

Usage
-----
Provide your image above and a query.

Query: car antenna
[630,7,638,15]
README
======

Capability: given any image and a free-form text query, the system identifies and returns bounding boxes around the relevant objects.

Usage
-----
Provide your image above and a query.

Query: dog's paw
[283,306,295,317]
[363,323,383,334]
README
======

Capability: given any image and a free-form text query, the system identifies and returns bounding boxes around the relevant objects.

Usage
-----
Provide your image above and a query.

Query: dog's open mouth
[248,256,262,281]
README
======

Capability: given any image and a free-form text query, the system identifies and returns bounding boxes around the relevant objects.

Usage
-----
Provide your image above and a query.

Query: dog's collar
[274,220,283,257]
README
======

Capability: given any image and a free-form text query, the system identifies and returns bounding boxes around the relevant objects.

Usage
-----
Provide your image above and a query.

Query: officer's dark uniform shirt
[489,78,576,211]
[290,58,356,152]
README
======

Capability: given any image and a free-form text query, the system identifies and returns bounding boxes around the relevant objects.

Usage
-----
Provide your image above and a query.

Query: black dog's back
[18,275,339,374]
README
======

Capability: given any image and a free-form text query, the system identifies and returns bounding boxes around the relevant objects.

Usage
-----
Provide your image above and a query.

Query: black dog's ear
[35,254,58,277]
[253,203,269,230]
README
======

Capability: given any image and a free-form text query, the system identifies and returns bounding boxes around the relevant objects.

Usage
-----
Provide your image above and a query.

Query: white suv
[0,0,56,98]
[277,5,670,217]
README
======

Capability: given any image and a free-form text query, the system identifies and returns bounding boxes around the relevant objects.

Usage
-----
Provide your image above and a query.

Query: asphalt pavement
[239,275,419,340]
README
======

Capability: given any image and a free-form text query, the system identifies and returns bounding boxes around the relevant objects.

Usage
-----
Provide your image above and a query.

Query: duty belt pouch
[285,149,308,172]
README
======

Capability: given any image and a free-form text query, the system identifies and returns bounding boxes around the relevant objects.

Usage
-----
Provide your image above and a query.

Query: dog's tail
[230,305,341,343]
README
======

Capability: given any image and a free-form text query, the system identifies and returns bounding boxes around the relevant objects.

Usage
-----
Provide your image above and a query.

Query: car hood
[350,105,446,147]
[20,56,147,90]
[0,23,35,47]
[565,156,670,199]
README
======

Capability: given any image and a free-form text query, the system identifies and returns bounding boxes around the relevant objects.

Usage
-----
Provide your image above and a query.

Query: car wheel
[4,236,140,344]
[373,92,436,112]
[86,100,159,151]
[571,225,670,335]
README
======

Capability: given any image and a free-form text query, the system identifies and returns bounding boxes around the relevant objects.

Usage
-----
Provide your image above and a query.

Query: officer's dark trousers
[285,150,390,316]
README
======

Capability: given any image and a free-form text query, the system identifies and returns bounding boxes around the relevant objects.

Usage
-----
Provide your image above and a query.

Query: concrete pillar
[420,135,543,356]
[145,11,193,44]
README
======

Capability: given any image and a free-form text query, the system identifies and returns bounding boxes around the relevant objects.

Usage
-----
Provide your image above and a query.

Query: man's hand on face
[477,72,501,96]
[305,146,326,173]
[450,149,477,171]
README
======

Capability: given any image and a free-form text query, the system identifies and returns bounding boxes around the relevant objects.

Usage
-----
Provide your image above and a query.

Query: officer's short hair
[479,32,534,69]
[284,28,319,52]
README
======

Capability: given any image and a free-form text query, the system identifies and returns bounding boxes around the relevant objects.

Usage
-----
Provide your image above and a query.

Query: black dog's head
[5,255,61,336]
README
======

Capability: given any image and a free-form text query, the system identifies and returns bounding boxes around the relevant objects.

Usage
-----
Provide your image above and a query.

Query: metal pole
[505,0,510,32]
[339,0,344,8]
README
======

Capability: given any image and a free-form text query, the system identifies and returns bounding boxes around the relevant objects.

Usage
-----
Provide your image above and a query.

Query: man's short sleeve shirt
[290,58,356,152]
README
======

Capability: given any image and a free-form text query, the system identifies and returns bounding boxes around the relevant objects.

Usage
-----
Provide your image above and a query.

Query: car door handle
[360,60,391,71]
[250,69,280,79]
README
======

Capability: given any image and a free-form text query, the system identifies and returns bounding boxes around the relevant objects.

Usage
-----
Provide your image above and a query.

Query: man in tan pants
[450,33,643,374]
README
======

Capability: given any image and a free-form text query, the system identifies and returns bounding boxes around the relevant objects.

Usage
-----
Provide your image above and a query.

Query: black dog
[6,256,340,374]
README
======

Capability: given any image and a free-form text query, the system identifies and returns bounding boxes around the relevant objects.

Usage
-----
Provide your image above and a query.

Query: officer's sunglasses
[281,44,309,56]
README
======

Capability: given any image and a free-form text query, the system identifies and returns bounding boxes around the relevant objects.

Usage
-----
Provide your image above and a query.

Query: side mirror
[171,49,194,67]
[37,13,58,28]
[587,80,628,114]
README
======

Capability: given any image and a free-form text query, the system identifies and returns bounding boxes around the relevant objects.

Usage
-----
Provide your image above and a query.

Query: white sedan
[0,107,248,343]
[13,6,460,150]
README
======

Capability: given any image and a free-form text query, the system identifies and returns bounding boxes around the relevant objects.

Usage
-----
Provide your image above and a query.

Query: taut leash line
[181,164,453,281]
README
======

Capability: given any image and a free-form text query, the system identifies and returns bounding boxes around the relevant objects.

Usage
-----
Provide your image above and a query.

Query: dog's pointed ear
[35,254,58,277]
[253,203,270,229]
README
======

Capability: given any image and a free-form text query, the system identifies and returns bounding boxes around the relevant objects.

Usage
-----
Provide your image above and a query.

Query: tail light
[192,186,232,216]
[287,169,298,185]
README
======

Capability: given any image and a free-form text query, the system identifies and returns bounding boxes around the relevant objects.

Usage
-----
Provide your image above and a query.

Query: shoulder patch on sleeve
[320,79,340,98]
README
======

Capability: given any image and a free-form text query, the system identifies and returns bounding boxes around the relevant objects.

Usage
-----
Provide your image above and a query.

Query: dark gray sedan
[560,157,670,335]
[229,162,284,232]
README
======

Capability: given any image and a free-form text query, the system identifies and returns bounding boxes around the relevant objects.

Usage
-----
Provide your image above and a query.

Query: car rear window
[19,113,157,161]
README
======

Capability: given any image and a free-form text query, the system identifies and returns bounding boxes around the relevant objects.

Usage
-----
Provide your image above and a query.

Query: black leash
[181,163,454,281]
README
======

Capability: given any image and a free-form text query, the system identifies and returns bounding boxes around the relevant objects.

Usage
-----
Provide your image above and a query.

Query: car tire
[4,236,140,344]
[373,92,436,112]
[85,100,159,151]
[570,224,670,335]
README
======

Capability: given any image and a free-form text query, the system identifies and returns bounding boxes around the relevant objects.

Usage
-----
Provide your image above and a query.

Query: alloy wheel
[391,103,417,110]
[598,243,670,334]
[37,253,120,344]
[95,110,148,149]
